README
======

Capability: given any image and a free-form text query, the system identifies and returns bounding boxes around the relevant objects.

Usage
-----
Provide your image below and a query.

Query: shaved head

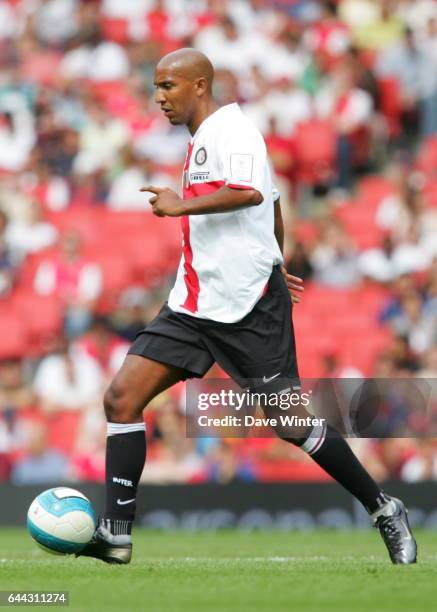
[153,48,218,134]
[157,48,215,91]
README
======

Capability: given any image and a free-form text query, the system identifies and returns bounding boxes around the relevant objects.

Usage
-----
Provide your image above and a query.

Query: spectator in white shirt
[258,29,311,84]
[310,218,360,287]
[194,14,268,78]
[401,440,437,482]
[33,336,103,412]
[5,199,58,261]
[0,93,35,172]
[33,0,79,46]
[74,103,130,174]
[107,147,176,210]
[376,26,437,136]
[315,63,373,188]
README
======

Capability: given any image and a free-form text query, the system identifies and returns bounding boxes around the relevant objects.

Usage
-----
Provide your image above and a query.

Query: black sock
[104,424,146,534]
[288,425,388,513]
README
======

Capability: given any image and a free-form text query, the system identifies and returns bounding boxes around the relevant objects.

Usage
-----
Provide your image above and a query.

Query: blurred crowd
[1,0,437,486]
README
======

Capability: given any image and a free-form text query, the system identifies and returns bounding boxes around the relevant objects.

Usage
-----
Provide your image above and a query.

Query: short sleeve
[219,125,266,194]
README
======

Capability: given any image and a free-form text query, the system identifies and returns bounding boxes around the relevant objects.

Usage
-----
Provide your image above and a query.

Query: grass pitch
[1,528,436,611]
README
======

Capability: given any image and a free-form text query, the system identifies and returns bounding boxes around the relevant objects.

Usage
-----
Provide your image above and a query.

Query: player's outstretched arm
[140,185,262,217]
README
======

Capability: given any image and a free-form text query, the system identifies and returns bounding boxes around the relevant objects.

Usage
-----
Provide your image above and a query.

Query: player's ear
[194,77,208,97]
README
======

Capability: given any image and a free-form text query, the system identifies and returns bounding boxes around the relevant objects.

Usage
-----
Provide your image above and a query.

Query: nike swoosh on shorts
[262,373,281,383]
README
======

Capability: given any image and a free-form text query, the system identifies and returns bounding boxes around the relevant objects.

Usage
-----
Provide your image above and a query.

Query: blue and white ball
[27,487,96,554]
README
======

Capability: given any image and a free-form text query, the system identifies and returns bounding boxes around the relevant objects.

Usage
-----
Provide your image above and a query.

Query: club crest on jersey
[195,147,207,165]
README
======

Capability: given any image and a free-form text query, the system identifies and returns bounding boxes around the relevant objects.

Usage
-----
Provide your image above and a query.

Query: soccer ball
[27,487,96,554]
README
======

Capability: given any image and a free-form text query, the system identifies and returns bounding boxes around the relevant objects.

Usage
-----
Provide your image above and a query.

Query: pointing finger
[140,186,164,194]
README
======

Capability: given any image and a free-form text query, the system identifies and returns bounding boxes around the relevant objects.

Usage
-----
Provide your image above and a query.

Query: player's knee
[263,403,313,443]
[103,383,138,423]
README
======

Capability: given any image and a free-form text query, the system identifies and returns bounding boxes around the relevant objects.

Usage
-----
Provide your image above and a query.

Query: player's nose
[154,90,166,104]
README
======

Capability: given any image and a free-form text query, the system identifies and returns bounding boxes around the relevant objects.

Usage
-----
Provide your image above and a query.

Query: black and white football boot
[76,521,132,565]
[372,497,417,564]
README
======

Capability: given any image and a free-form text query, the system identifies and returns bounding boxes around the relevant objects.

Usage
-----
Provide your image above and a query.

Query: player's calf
[77,357,185,564]
[76,385,146,564]
[76,418,146,564]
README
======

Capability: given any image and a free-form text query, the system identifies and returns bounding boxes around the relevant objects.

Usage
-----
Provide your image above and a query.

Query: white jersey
[167,103,283,323]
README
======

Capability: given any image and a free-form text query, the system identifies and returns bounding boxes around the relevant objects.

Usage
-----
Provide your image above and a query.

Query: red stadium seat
[357,176,395,211]
[16,247,57,289]
[297,359,325,378]
[351,284,390,317]
[12,291,63,353]
[127,237,173,287]
[102,212,181,276]
[294,321,338,377]
[45,411,82,455]
[338,327,394,375]
[330,313,377,337]
[101,18,130,43]
[101,211,155,242]
[378,77,402,138]
[424,179,437,208]
[293,220,320,244]
[296,330,338,355]
[47,209,107,246]
[100,88,141,123]
[294,280,392,375]
[256,459,332,482]
[87,80,126,101]
[415,136,437,177]
[20,51,62,86]
[0,310,28,359]
[334,202,384,250]
[87,247,134,293]
[294,120,336,185]
[299,284,354,316]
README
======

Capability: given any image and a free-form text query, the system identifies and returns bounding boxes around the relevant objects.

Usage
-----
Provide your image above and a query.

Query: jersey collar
[191,103,240,141]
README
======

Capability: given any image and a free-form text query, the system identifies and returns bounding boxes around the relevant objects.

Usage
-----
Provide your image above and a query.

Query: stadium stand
[0,0,436,485]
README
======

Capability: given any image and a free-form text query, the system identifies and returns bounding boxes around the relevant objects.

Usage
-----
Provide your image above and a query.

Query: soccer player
[77,48,417,565]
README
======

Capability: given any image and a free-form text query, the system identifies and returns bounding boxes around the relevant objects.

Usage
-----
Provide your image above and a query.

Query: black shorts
[128,265,299,389]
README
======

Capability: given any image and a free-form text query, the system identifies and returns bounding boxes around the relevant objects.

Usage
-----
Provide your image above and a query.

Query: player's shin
[285,424,389,514]
[102,422,147,539]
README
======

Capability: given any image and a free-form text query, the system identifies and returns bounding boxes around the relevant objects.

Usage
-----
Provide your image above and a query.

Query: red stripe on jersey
[226,183,255,190]
[180,142,200,313]
[180,178,225,312]
[184,180,225,198]
[180,215,200,313]
[180,147,230,312]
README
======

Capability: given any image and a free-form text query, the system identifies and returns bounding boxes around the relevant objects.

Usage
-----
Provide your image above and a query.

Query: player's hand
[281,266,304,304]
[140,186,186,217]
